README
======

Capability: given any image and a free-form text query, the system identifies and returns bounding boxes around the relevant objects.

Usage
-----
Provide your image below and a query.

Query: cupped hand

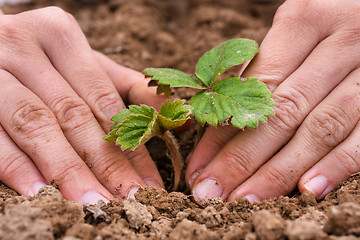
[0,7,167,204]
[186,0,360,203]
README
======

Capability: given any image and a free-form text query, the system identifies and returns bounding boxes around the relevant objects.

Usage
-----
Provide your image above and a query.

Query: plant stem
[159,131,183,191]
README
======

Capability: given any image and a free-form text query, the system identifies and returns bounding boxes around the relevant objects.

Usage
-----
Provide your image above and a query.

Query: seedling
[105,38,275,191]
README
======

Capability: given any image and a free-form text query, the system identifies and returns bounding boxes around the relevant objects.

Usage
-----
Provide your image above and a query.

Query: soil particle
[252,210,286,240]
[149,217,172,239]
[324,202,360,236]
[65,223,97,240]
[0,202,54,240]
[285,219,327,240]
[123,198,153,229]
[169,219,219,240]
[222,222,252,240]
[299,191,317,206]
[135,187,197,218]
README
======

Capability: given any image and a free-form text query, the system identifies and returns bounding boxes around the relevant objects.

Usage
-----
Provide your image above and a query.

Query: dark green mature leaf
[195,38,258,86]
[145,68,207,89]
[143,38,273,130]
[104,100,191,150]
[106,105,158,150]
[190,77,274,129]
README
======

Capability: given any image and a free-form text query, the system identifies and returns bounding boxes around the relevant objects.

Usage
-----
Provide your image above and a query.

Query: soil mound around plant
[3,0,360,239]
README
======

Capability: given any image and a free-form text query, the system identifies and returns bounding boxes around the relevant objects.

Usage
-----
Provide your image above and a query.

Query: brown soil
[2,0,360,239]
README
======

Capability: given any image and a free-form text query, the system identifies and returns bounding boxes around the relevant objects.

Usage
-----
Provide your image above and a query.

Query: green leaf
[195,38,258,86]
[145,68,206,89]
[190,77,274,129]
[108,105,158,150]
[104,101,191,150]
[158,100,192,130]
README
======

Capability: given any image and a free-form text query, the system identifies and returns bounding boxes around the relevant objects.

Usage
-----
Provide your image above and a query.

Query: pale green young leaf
[158,100,192,130]
[145,68,207,89]
[190,77,274,129]
[195,39,258,86]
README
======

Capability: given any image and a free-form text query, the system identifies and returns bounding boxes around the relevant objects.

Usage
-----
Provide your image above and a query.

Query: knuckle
[38,6,75,26]
[0,152,25,180]
[97,157,131,183]
[11,100,56,138]
[89,88,123,116]
[305,107,349,149]
[334,149,360,174]
[273,0,312,25]
[335,26,360,48]
[222,146,253,178]
[262,166,293,193]
[52,96,94,132]
[0,18,28,65]
[37,7,79,47]
[270,86,309,134]
[53,161,86,185]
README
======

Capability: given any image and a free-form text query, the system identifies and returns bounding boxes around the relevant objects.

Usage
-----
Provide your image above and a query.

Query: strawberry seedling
[105,38,275,191]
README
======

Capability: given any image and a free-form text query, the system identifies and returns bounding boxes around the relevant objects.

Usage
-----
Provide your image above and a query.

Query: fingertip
[187,168,203,189]
[299,174,334,200]
[29,181,48,197]
[81,190,110,205]
[144,178,164,189]
[191,177,224,204]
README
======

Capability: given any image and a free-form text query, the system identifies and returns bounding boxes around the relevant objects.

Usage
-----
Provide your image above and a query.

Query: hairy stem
[159,131,183,191]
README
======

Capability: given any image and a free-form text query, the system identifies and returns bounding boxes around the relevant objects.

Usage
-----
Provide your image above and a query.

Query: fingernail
[144,179,163,189]
[304,175,329,198]
[188,168,203,189]
[245,194,260,204]
[192,177,223,203]
[81,191,109,205]
[127,187,139,199]
[30,181,48,196]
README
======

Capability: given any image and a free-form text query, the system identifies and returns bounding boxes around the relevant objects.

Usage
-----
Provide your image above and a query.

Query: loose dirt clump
[2,0,360,239]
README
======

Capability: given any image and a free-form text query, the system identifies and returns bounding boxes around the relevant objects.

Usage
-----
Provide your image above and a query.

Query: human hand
[186,0,360,203]
[0,7,167,204]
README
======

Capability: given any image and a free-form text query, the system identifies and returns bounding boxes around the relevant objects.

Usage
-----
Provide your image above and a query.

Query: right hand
[0,7,167,204]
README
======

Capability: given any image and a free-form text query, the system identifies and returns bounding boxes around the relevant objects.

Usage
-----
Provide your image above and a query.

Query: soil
[2,0,360,239]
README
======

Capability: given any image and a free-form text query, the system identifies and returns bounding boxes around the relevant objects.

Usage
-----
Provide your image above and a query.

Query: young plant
[104,100,192,190]
[105,38,275,191]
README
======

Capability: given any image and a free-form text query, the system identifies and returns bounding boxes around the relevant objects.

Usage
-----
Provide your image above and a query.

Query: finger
[0,69,112,204]
[124,146,164,189]
[94,51,168,109]
[241,0,331,90]
[185,125,239,188]
[298,122,360,199]
[0,123,48,196]
[228,68,360,202]
[189,29,360,203]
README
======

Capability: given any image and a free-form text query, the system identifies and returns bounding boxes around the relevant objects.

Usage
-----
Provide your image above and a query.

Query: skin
[187,0,360,203]
[2,0,359,205]
[0,7,167,204]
